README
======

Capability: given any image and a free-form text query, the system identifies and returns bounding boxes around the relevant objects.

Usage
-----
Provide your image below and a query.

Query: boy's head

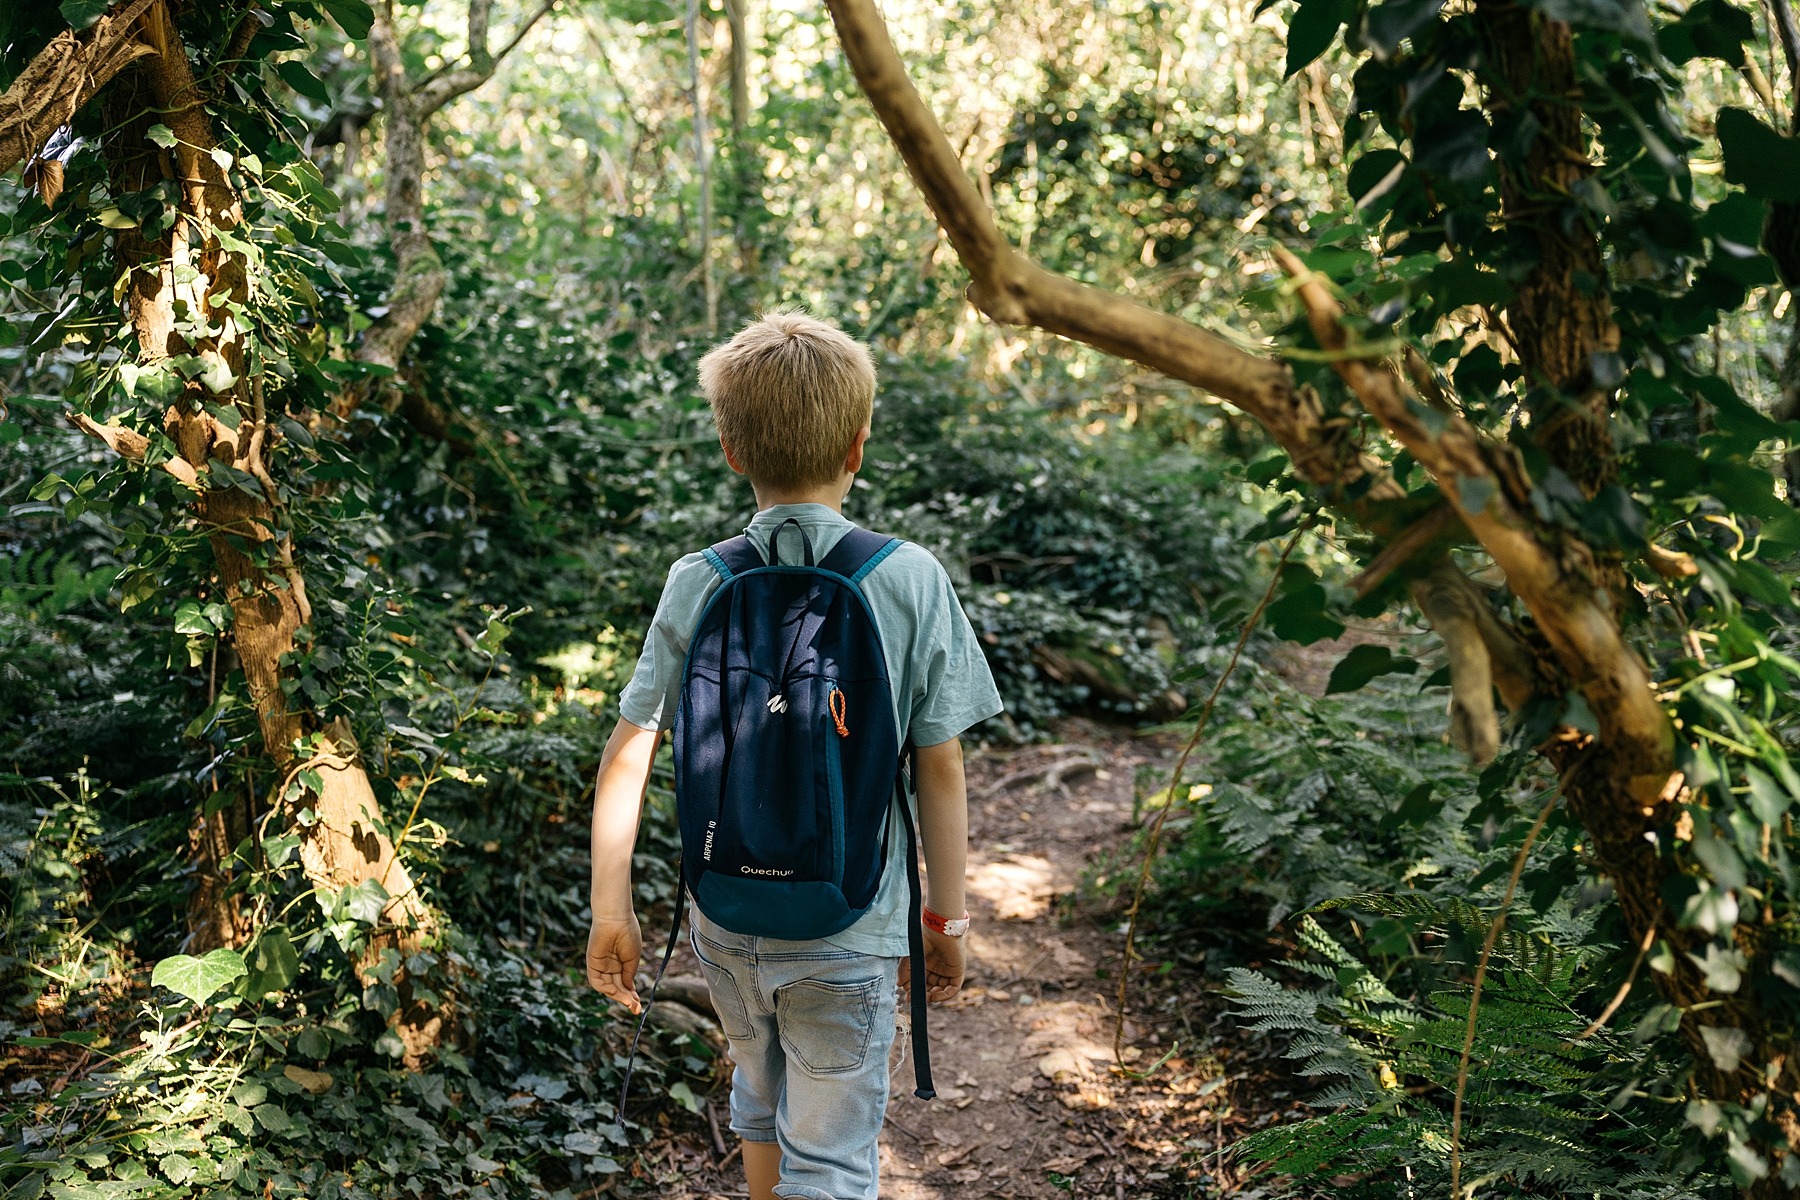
[698,309,876,491]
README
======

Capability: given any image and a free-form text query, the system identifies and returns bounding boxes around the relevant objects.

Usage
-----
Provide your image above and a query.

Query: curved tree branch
[823,0,1296,429]
[824,0,1547,734]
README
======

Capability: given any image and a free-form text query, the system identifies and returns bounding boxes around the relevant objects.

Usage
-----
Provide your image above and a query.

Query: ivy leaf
[319,0,376,39]
[1348,149,1408,211]
[276,60,332,105]
[1744,767,1794,823]
[152,948,247,1004]
[1326,644,1417,694]
[1532,0,1655,47]
[1266,583,1346,645]
[1363,0,1443,56]
[173,598,215,634]
[1285,0,1353,77]
[59,0,110,28]
[243,927,301,999]
[146,123,178,149]
[1717,107,1800,203]
[666,1080,704,1114]
[1698,1021,1751,1070]
[196,351,238,394]
[1657,0,1754,67]
[332,878,390,925]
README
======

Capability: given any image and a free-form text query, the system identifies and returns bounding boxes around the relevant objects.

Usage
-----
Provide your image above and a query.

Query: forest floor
[630,717,1312,1199]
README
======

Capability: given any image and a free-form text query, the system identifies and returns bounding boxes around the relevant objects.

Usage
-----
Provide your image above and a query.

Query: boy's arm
[586,718,664,1013]
[912,736,969,1002]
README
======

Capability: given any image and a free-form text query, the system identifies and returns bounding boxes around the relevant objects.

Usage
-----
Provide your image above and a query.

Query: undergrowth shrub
[1104,658,1727,1194]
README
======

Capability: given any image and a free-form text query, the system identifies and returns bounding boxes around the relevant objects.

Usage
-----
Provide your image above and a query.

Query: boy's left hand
[900,925,965,1003]
[586,913,644,1013]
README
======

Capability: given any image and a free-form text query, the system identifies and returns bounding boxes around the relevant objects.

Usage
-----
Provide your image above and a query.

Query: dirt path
[638,720,1290,1198]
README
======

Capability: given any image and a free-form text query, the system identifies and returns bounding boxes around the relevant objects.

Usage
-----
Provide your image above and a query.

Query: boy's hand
[899,926,965,1003]
[586,913,644,1013]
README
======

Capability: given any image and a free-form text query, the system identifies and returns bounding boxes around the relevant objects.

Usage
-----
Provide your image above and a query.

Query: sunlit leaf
[151,948,247,1004]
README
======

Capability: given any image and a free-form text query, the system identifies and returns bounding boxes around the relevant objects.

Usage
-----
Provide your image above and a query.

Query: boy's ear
[721,438,747,476]
[844,426,871,476]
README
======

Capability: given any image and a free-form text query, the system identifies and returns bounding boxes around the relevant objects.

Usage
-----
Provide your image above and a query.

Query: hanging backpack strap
[894,743,935,1100]
[614,874,688,1132]
[819,528,902,582]
[702,535,765,581]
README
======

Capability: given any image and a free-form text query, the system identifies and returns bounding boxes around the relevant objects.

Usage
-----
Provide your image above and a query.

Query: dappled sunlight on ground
[966,852,1061,921]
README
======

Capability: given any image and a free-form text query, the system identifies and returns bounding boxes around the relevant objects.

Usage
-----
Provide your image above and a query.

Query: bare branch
[1770,0,1800,125]
[413,0,556,117]
[67,411,201,489]
[826,0,1551,751]
[1412,563,1502,764]
[0,0,158,177]
[468,0,495,61]
[1350,503,1462,598]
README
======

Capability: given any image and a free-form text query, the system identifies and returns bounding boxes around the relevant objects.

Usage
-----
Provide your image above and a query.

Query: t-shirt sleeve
[907,554,1004,747]
[617,553,716,732]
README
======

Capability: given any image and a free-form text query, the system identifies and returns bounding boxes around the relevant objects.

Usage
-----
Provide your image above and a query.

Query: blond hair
[698,309,876,489]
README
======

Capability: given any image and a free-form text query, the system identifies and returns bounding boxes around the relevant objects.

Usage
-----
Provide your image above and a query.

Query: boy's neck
[751,478,851,515]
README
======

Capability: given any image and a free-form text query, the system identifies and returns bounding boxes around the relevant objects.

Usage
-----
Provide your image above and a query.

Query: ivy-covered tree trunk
[63,0,446,1062]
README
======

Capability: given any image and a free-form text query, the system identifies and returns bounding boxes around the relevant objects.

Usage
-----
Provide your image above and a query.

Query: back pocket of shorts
[774,977,878,1075]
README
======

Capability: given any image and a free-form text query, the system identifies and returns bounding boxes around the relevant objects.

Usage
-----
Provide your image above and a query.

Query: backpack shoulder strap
[819,528,902,584]
[701,534,765,581]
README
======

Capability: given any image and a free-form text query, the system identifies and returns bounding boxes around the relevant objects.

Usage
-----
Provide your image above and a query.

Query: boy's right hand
[900,925,965,1003]
[586,913,644,1013]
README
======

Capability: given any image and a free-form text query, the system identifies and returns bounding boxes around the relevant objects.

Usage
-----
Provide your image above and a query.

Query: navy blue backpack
[617,519,935,1120]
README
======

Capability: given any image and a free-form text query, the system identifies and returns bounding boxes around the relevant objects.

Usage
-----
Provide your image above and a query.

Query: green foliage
[4,0,1799,1192]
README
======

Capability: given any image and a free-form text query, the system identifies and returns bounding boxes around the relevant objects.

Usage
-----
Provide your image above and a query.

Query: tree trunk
[94,2,444,1062]
[686,0,718,333]
[1470,12,1798,1176]
[723,0,759,272]
[1473,0,1622,499]
[358,11,442,374]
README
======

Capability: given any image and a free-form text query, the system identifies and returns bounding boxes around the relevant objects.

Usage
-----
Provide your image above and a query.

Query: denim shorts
[689,907,902,1200]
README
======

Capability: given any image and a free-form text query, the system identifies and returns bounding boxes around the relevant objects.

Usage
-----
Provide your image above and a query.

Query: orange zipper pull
[829,687,848,737]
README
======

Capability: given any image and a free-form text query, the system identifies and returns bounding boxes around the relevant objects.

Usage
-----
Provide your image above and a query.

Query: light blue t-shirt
[618,503,1003,956]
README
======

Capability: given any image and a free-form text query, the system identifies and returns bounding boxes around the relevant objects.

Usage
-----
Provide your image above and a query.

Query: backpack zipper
[825,680,846,887]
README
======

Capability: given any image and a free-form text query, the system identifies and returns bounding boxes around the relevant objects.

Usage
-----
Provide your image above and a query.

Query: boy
[585,310,1002,1200]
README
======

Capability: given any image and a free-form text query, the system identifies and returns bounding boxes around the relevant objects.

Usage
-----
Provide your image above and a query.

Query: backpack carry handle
[768,517,815,566]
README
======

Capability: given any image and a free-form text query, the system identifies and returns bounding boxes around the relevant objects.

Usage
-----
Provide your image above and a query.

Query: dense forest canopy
[2,0,1799,1196]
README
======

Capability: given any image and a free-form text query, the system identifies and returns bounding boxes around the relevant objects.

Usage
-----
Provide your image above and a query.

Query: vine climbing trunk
[1469,12,1800,1175]
[80,1,445,1062]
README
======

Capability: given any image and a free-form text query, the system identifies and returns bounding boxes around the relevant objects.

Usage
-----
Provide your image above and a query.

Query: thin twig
[1448,782,1563,1199]
[1112,521,1311,1062]
[1575,922,1657,1041]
